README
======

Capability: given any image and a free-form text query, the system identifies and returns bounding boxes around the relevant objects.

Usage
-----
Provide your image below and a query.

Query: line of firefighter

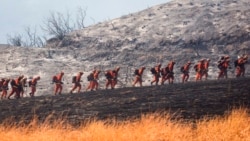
[0,54,248,100]
[147,54,247,85]
[51,66,121,96]
[52,54,248,93]
[0,75,40,100]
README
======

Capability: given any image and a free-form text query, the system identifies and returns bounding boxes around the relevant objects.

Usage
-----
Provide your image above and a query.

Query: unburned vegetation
[0,108,249,141]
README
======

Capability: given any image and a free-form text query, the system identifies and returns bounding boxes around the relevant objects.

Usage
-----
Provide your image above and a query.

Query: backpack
[10,79,16,86]
[161,68,166,76]
[217,62,223,69]
[28,80,32,87]
[150,68,156,74]
[87,73,94,81]
[105,72,112,79]
[234,60,238,67]
[193,64,198,72]
[180,66,184,73]
[72,76,76,83]
[52,76,57,83]
[134,69,139,76]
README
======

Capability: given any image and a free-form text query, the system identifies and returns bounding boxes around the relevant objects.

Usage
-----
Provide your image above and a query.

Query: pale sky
[0,0,170,44]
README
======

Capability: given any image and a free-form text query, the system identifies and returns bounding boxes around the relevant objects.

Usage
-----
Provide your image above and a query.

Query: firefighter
[195,59,205,81]
[70,72,83,94]
[8,75,24,99]
[91,70,101,90]
[105,70,113,89]
[151,64,161,85]
[53,71,64,95]
[29,76,40,97]
[1,78,10,99]
[111,66,120,89]
[235,55,248,77]
[132,66,146,87]
[181,61,192,83]
[85,70,95,91]
[20,77,27,97]
[203,59,210,80]
[218,56,230,79]
[164,61,175,84]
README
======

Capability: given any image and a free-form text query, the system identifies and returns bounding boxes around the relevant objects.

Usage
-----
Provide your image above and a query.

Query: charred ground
[0,77,249,125]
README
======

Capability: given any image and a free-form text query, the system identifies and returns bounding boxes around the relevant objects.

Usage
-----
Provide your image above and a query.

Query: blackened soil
[0,77,249,125]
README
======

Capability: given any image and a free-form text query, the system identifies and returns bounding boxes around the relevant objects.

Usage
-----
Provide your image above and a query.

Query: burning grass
[0,108,249,141]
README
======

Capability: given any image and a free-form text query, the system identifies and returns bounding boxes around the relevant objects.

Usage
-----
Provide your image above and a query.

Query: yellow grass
[0,109,249,141]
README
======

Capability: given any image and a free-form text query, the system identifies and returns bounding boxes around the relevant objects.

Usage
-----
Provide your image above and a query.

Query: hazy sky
[0,0,170,44]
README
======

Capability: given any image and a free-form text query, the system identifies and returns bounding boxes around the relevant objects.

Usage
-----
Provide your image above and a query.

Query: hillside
[0,77,249,125]
[0,0,249,97]
[48,0,250,64]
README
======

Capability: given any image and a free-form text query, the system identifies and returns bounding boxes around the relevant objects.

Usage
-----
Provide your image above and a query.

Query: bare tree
[7,26,45,47]
[76,7,87,29]
[7,34,23,46]
[24,26,46,47]
[41,11,74,40]
[7,7,87,47]
[24,26,37,47]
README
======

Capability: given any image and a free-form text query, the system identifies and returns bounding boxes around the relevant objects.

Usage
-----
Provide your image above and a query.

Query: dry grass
[0,109,249,141]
